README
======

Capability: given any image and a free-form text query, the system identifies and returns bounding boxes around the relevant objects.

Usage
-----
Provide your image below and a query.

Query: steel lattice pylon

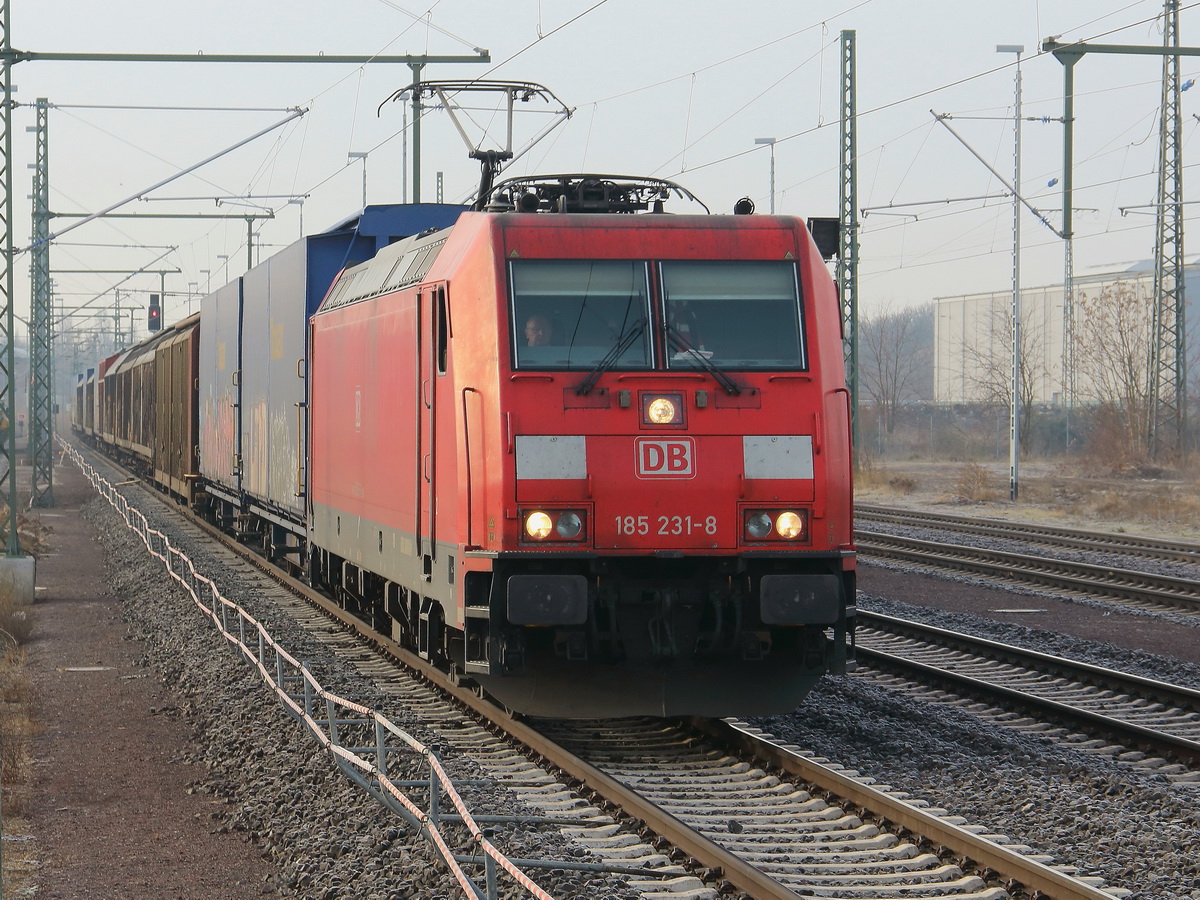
[30,98,52,506]
[0,15,490,551]
[1150,0,1187,457]
[839,29,859,454]
[0,3,20,554]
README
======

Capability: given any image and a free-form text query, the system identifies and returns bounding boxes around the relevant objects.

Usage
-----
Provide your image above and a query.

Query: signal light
[148,294,162,332]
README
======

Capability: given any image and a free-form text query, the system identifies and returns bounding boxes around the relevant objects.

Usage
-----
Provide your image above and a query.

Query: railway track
[854,527,1200,615]
[857,505,1200,566]
[70,442,1128,900]
[857,611,1200,777]
[534,716,1127,899]
[209,515,1123,899]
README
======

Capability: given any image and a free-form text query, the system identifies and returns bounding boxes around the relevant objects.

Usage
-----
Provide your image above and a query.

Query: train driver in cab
[524,313,555,346]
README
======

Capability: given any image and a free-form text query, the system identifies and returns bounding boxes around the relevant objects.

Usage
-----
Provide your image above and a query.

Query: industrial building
[933,261,1200,406]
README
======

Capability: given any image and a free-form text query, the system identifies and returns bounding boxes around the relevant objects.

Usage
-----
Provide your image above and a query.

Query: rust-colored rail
[857,529,1200,612]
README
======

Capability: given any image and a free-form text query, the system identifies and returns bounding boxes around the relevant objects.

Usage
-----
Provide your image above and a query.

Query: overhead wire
[659,1,1200,182]
[815,2,1200,283]
[650,38,833,177]
[42,0,1200,307]
[581,0,875,107]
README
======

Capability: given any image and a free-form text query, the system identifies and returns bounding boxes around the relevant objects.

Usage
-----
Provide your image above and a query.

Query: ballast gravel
[85,493,644,900]
[751,591,1200,900]
[82,460,1200,899]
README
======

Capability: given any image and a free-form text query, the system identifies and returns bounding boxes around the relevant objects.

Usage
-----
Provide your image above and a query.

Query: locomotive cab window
[510,260,652,370]
[661,261,806,370]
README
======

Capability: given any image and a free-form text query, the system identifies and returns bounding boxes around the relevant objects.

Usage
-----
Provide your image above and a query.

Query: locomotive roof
[319,226,451,313]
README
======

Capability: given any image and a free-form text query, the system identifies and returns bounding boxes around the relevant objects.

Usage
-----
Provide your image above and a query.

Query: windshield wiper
[665,323,741,395]
[575,319,646,395]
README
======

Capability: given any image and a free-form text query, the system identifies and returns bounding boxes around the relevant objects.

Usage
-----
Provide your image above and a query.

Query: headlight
[525,511,553,540]
[647,397,677,424]
[522,509,588,543]
[775,511,805,540]
[641,392,684,426]
[746,512,772,539]
[556,511,583,538]
[743,508,809,542]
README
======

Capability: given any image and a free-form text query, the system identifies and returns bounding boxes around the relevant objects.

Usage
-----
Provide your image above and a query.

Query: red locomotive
[74,175,855,718]
[308,176,856,716]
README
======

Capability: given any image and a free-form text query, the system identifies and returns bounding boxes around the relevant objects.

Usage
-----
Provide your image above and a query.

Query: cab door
[417,284,449,578]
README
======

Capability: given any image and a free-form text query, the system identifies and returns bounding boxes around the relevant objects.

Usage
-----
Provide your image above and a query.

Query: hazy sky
[11,1,1200,333]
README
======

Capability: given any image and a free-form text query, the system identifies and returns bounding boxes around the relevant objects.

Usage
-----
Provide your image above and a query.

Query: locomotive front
[463,180,856,716]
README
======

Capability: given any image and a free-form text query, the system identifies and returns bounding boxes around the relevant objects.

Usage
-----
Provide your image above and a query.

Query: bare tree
[859,303,932,437]
[956,299,1048,454]
[1073,280,1154,458]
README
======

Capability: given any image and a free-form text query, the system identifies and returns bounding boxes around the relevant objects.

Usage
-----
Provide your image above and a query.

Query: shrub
[950,462,999,503]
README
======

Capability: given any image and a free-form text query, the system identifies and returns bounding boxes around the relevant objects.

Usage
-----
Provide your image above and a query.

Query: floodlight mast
[753,137,777,214]
[997,43,1024,503]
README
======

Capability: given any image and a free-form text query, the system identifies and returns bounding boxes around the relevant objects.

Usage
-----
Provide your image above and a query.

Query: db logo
[635,437,695,478]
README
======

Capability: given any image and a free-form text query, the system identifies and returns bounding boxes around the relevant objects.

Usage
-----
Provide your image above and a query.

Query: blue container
[200,203,465,530]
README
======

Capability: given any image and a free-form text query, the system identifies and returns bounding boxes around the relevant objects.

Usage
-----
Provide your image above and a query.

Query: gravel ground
[744,555,1200,900]
[60,451,1200,898]
[84,480,646,900]
[755,671,1200,899]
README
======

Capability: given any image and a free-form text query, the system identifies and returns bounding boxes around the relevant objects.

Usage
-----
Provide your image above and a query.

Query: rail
[856,611,1200,764]
[856,529,1200,612]
[61,439,553,900]
[856,504,1200,564]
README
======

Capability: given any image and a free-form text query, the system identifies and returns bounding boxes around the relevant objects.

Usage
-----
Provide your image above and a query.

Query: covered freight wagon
[199,203,465,557]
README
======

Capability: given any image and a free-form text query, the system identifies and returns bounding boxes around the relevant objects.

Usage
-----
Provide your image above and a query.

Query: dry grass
[1,643,37,896]
[1,648,33,795]
[1087,482,1200,530]
[0,815,38,896]
[948,462,1001,503]
[885,474,919,494]
[855,460,920,496]
[0,598,32,650]
[0,567,33,649]
[859,454,1200,541]
[1,504,53,559]
[0,506,44,896]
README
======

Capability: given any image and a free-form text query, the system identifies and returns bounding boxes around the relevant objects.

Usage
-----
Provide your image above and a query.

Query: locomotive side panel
[309,221,491,660]
[309,289,433,593]
[799,234,855,549]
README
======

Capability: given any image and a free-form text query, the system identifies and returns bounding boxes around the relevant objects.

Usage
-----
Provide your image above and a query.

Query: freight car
[198,203,464,560]
[75,315,201,500]
[74,175,856,718]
